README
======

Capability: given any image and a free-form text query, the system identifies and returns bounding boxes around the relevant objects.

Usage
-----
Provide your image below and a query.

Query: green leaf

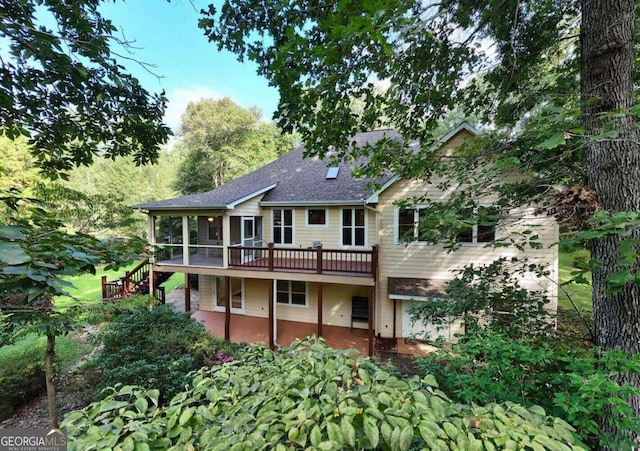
[399,425,414,451]
[341,416,356,447]
[538,133,566,150]
[178,406,194,426]
[310,425,322,446]
[364,418,379,448]
[327,421,343,445]
[0,225,26,240]
[0,243,31,265]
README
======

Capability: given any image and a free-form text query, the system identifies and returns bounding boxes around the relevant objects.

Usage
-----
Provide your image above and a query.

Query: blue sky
[100,0,279,132]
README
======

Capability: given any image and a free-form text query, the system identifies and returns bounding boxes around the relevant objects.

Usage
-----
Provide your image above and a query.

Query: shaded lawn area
[55,264,183,309]
[557,250,592,313]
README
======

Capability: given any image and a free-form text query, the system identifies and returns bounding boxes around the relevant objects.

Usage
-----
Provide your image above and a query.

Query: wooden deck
[155,244,377,279]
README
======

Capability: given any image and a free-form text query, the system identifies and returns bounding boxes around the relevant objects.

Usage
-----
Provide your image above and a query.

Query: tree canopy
[174,97,291,195]
[200,0,640,444]
[0,0,170,178]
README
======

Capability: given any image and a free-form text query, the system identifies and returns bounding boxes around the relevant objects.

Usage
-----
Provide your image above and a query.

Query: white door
[213,276,245,314]
[242,217,255,262]
[401,300,451,341]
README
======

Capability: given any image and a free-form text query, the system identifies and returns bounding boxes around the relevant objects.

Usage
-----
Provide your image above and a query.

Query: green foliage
[92,304,239,404]
[0,333,88,420]
[63,337,584,450]
[0,0,170,179]
[174,97,291,195]
[415,332,640,449]
[408,257,553,339]
[569,249,590,270]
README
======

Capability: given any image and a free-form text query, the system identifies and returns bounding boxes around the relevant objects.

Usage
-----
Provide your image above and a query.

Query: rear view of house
[133,124,558,355]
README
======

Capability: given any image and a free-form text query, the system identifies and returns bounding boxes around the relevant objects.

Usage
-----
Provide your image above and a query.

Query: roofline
[436,121,479,145]
[134,205,227,212]
[226,183,277,209]
[366,122,480,203]
[132,183,277,211]
[259,200,367,207]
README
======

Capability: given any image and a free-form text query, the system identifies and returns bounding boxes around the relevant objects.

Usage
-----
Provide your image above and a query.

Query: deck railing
[101,259,169,303]
[228,244,378,278]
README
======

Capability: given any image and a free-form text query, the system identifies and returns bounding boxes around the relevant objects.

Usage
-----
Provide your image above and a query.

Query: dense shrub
[92,304,242,404]
[407,257,553,340]
[415,331,640,450]
[63,337,583,450]
[569,249,591,270]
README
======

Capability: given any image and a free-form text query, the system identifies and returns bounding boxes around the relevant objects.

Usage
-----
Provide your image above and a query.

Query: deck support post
[316,245,323,274]
[101,275,107,300]
[184,273,191,312]
[224,276,231,340]
[268,242,274,271]
[268,279,274,350]
[317,282,323,337]
[368,285,375,357]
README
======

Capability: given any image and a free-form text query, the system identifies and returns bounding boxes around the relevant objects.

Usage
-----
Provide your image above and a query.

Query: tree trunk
[581,0,640,446]
[45,332,59,429]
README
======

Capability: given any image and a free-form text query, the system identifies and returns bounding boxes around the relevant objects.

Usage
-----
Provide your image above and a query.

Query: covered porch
[191,310,371,356]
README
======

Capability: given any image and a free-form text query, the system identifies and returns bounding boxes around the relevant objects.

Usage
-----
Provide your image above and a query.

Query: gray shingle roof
[133,129,403,210]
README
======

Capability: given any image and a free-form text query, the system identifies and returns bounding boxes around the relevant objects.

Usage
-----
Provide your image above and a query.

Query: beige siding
[373,132,559,339]
[198,275,214,311]
[231,195,263,217]
[262,206,376,249]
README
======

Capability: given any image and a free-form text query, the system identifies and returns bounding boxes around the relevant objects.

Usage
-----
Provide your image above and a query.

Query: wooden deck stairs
[101,259,172,303]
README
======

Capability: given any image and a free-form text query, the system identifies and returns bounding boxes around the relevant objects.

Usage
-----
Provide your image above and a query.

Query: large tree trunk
[45,332,59,429]
[581,0,640,446]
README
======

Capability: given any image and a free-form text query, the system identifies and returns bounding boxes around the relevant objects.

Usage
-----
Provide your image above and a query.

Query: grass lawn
[557,250,592,313]
[55,264,183,309]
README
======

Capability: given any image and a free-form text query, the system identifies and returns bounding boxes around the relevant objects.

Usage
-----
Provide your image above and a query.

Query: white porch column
[182,216,190,266]
[222,215,230,268]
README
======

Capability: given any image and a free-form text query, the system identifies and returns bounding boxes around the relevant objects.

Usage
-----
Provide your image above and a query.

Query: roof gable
[134,129,402,210]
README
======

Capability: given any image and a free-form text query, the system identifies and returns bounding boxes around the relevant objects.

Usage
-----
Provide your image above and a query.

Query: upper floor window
[457,206,499,244]
[276,280,307,306]
[272,209,293,244]
[395,206,499,244]
[342,208,366,246]
[397,207,429,242]
[306,208,327,227]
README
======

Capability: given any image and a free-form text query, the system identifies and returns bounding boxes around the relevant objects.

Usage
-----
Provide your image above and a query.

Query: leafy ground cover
[63,337,584,451]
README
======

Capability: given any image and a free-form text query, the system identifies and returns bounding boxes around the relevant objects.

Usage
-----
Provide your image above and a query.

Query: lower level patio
[191,310,371,356]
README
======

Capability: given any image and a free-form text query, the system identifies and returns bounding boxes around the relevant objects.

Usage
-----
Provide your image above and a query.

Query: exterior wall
[374,131,559,339]
[198,274,214,311]
[262,206,377,249]
[230,196,263,217]
[198,275,369,329]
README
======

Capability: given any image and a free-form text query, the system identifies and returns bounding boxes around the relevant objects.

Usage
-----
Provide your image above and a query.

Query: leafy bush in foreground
[63,337,584,450]
[415,330,640,450]
[92,304,242,404]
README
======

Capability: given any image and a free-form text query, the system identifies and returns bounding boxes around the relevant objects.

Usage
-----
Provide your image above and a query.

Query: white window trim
[275,280,308,308]
[305,208,329,228]
[340,207,368,248]
[394,205,427,244]
[271,208,295,246]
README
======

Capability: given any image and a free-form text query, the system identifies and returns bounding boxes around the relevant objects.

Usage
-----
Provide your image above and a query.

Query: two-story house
[133,124,558,356]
